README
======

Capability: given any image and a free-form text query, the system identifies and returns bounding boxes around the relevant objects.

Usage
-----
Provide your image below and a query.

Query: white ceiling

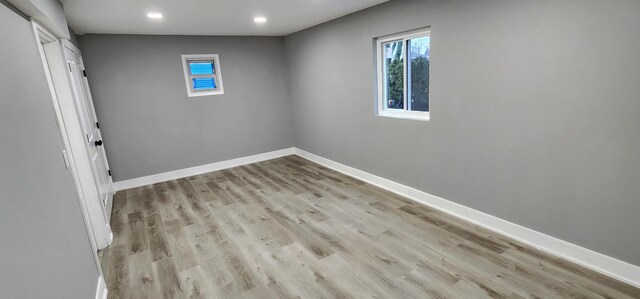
[60,0,389,36]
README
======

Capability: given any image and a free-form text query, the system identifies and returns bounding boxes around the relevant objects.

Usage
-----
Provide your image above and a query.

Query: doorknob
[95,140,103,147]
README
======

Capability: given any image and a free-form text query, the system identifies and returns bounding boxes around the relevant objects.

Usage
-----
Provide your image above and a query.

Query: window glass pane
[383,40,404,109]
[408,35,430,112]
[192,77,216,90]
[189,62,214,75]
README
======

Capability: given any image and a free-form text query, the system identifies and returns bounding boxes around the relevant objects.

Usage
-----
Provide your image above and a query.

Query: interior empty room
[2,0,640,298]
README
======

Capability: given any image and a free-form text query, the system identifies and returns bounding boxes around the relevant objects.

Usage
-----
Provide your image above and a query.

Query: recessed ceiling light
[254,16,267,24]
[147,12,163,19]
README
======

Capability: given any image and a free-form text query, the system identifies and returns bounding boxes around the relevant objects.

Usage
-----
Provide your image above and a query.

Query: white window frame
[376,28,431,121]
[181,54,225,97]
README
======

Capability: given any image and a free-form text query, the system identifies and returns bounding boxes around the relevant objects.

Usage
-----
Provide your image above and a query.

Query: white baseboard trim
[293,147,640,288]
[112,148,296,191]
[95,276,107,299]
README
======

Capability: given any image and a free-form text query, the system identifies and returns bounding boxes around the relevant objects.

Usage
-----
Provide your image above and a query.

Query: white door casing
[32,21,108,285]
[32,22,113,251]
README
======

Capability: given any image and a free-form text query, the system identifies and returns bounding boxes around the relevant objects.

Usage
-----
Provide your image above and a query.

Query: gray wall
[285,0,640,265]
[0,2,99,298]
[78,35,294,181]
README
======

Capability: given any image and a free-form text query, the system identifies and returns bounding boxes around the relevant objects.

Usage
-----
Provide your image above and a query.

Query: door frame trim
[31,20,112,254]
[31,20,102,249]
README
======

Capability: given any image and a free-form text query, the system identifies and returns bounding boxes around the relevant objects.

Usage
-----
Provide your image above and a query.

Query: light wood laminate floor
[106,156,640,298]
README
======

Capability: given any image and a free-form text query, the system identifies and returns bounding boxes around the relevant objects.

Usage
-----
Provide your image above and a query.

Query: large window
[376,28,430,121]
[181,54,225,97]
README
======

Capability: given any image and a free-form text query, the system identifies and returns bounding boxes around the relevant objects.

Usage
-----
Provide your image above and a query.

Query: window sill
[377,111,430,122]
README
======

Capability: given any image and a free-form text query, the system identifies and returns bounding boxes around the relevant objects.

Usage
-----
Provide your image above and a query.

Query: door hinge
[68,63,72,72]
[83,70,87,77]
[108,170,112,176]
[96,122,100,129]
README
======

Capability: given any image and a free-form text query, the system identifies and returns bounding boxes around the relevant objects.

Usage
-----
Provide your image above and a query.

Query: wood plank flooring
[106,156,640,298]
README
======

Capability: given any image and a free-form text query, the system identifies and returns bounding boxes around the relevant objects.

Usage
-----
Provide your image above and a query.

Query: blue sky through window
[410,36,430,59]
[192,77,216,90]
[190,62,214,75]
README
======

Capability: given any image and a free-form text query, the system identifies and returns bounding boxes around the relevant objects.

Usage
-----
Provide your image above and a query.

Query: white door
[33,23,109,287]
[64,45,114,221]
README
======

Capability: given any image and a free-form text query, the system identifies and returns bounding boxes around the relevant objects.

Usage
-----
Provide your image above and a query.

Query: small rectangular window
[376,28,430,121]
[181,54,224,97]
